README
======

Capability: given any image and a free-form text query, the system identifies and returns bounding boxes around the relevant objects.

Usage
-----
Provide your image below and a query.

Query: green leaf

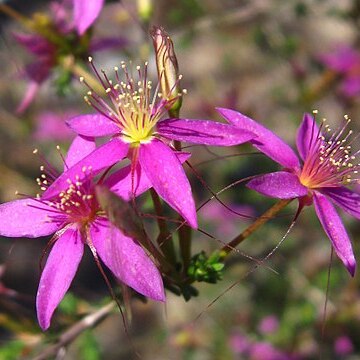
[54,68,72,96]
[212,263,224,271]
[58,292,79,315]
[78,330,101,360]
[187,251,224,284]
[0,340,25,360]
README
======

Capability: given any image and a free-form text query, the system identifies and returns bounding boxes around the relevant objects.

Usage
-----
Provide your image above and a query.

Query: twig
[221,199,293,255]
[32,302,116,360]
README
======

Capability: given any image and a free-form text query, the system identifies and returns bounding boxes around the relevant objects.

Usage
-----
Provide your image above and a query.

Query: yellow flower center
[81,59,184,144]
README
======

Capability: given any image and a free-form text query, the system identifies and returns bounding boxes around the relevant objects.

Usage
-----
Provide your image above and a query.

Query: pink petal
[73,0,104,35]
[313,192,356,276]
[65,135,96,169]
[43,138,129,199]
[90,219,165,301]
[105,151,191,201]
[36,228,84,330]
[320,46,360,72]
[157,118,255,146]
[105,162,151,201]
[247,171,308,199]
[296,113,320,161]
[13,32,52,56]
[16,81,40,114]
[25,60,52,83]
[321,187,360,220]
[89,37,128,52]
[50,2,69,31]
[67,114,119,137]
[217,108,300,170]
[0,199,59,238]
[139,140,197,228]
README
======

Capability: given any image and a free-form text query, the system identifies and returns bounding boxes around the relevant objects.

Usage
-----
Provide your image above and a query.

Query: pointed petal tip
[38,316,50,331]
[187,216,198,229]
[346,257,356,277]
[36,229,83,332]
[157,293,166,302]
[215,106,230,113]
[139,140,197,229]
[150,288,166,302]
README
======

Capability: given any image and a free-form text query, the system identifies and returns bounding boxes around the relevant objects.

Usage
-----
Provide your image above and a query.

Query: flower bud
[150,26,182,113]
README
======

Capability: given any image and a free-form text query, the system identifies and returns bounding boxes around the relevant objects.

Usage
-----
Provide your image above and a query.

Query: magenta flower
[320,45,360,98]
[67,60,256,228]
[334,336,354,356]
[258,315,279,335]
[249,342,294,360]
[14,32,56,113]
[14,1,126,113]
[0,136,165,330]
[218,108,360,276]
[228,332,251,355]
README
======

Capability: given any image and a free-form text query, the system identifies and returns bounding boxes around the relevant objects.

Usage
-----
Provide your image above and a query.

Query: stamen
[81,58,183,143]
[300,115,359,188]
[56,145,68,170]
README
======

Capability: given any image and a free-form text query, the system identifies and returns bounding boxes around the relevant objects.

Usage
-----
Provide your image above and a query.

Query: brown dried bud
[150,26,182,112]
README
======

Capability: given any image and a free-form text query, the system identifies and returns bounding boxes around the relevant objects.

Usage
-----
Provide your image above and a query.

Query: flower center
[35,163,99,226]
[81,58,183,144]
[299,116,359,189]
[48,177,98,224]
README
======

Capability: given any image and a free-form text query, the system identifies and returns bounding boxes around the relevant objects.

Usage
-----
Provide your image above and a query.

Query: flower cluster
[0,6,358,343]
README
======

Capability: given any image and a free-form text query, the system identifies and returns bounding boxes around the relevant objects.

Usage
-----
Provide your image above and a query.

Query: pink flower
[14,32,56,113]
[0,136,165,330]
[228,332,251,354]
[334,336,354,356]
[258,315,279,334]
[219,108,359,276]
[320,45,360,98]
[67,60,256,228]
[250,342,288,360]
[14,1,126,113]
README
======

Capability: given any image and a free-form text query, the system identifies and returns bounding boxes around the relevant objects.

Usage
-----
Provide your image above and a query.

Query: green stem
[221,199,293,256]
[178,225,192,272]
[168,108,182,151]
[0,4,34,29]
[0,5,64,47]
[60,56,105,95]
[301,70,338,104]
[150,189,177,264]
[168,107,193,270]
